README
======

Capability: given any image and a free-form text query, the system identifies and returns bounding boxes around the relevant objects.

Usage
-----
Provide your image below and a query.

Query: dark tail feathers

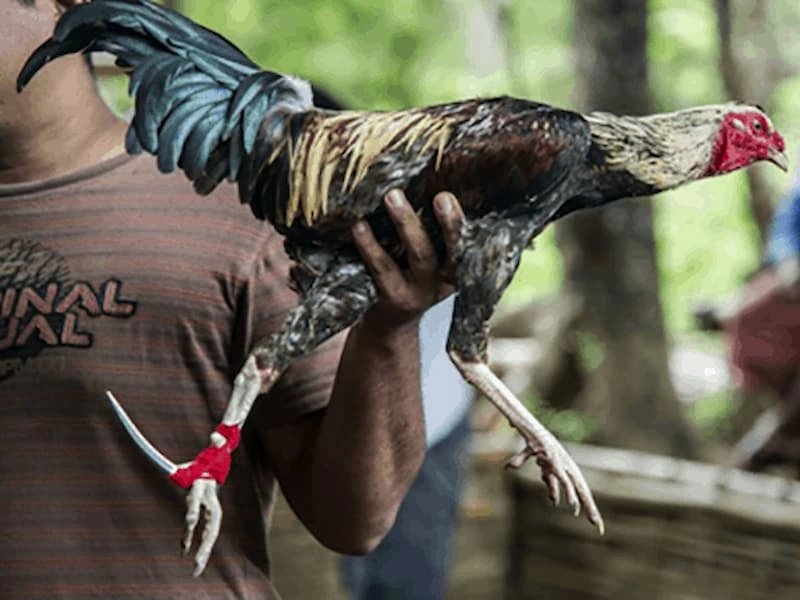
[17,0,260,93]
[17,0,313,202]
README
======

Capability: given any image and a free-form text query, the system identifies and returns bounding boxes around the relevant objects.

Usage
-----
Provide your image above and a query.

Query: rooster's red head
[706,106,788,175]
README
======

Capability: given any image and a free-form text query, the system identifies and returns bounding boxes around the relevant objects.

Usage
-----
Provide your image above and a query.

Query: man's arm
[262,190,463,554]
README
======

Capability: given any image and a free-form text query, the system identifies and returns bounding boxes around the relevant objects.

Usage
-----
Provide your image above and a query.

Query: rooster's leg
[447,215,604,532]
[178,257,377,575]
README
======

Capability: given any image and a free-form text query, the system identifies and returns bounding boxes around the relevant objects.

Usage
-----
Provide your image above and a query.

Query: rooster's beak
[768,147,790,172]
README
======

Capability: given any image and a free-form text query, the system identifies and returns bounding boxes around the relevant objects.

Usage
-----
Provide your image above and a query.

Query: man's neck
[0,74,129,184]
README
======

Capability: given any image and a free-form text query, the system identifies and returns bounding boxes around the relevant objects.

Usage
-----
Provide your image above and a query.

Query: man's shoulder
[117,156,282,248]
[125,156,238,203]
[4,154,287,264]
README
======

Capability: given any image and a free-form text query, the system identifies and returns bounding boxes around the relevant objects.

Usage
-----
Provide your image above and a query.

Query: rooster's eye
[752,120,764,133]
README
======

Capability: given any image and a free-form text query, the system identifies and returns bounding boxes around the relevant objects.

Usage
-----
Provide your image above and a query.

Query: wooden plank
[509,443,800,600]
[514,444,800,528]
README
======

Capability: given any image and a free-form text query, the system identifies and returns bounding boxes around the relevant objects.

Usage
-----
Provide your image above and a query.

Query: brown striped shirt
[0,155,345,599]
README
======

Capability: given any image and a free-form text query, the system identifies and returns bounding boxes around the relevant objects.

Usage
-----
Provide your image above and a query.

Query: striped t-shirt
[0,154,344,599]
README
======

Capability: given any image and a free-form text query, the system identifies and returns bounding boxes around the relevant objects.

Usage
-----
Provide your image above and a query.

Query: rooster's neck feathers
[585,103,744,192]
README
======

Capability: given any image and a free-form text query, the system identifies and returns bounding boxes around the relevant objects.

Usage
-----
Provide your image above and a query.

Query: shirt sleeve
[231,224,346,428]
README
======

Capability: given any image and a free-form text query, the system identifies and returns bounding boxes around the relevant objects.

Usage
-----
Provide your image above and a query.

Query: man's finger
[352,220,408,300]
[384,189,438,286]
[433,192,465,280]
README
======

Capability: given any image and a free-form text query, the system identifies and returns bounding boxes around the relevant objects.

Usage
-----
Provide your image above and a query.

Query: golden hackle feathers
[285,109,454,225]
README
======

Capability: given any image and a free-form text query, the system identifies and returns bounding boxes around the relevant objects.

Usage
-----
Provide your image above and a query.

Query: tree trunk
[553,0,698,458]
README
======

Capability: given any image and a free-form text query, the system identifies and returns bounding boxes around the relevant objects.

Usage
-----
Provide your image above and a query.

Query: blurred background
[99,0,800,598]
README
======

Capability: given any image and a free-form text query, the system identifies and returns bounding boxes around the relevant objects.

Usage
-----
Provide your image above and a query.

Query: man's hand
[351,189,465,332]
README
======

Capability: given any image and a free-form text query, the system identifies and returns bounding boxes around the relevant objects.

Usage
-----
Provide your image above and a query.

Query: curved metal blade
[106,390,177,476]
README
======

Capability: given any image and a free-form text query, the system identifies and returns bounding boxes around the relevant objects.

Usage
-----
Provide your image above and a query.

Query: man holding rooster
[0,0,465,597]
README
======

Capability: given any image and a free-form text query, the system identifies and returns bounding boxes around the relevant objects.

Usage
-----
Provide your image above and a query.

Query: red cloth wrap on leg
[169,424,241,489]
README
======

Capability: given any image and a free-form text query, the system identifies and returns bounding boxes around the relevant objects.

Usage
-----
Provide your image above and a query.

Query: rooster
[18,0,788,575]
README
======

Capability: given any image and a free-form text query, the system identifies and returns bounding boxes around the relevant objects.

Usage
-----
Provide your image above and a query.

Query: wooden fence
[508,444,800,600]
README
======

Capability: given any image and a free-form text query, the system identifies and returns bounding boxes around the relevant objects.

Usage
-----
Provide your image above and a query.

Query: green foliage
[180,0,463,109]
[649,0,726,108]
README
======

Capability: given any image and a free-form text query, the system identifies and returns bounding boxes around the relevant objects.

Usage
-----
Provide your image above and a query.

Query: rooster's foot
[449,352,604,534]
[182,478,222,577]
[506,429,604,533]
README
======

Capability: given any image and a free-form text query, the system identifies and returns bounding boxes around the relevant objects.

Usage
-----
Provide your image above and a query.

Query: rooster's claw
[183,479,222,577]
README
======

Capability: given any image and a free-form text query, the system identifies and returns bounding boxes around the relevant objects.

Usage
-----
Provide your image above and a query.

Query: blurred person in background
[695,161,800,473]
[341,295,473,600]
